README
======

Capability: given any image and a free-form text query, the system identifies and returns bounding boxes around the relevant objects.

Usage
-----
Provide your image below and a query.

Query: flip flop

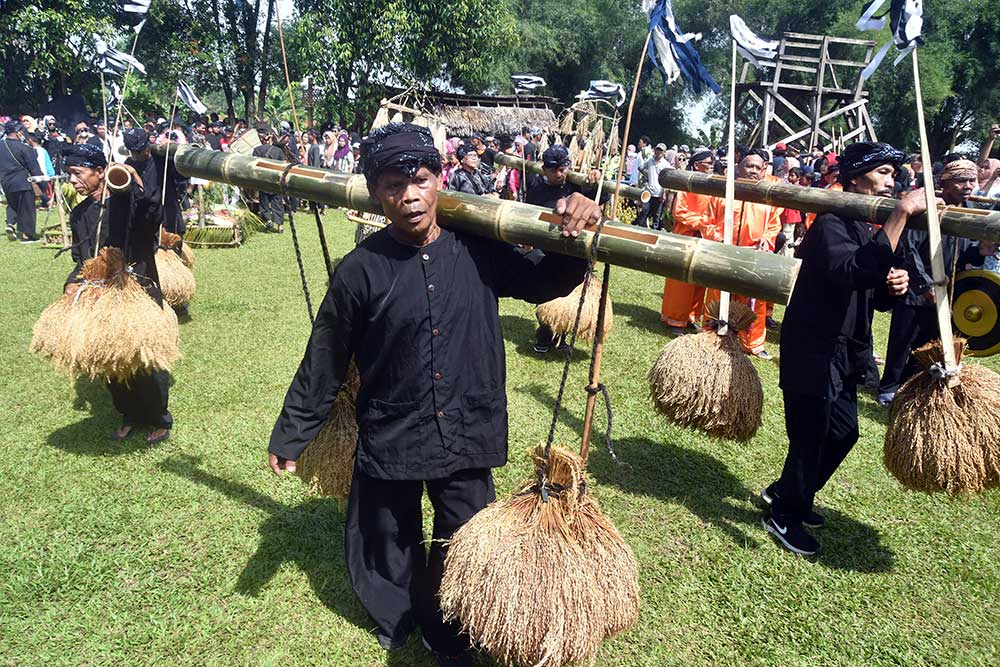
[111,425,135,441]
[145,429,171,445]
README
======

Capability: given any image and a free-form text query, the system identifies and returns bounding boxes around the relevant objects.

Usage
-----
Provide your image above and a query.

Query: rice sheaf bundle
[29,247,180,382]
[155,247,197,307]
[440,445,639,667]
[535,277,614,343]
[162,229,197,269]
[884,339,1000,494]
[295,363,361,505]
[647,300,763,441]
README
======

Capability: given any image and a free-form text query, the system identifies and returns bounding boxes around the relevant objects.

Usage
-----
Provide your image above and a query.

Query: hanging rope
[280,164,314,323]
[539,219,608,499]
[312,203,335,280]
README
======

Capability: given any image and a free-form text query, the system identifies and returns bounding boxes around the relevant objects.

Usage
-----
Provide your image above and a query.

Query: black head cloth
[360,122,442,190]
[63,143,108,169]
[838,142,905,186]
[123,127,150,152]
[541,145,570,169]
[688,149,714,169]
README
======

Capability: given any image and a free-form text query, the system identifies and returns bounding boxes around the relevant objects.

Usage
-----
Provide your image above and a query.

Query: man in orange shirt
[701,151,782,358]
[661,149,716,334]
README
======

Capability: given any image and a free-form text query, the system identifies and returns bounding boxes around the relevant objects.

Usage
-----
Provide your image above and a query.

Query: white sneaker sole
[762,518,818,556]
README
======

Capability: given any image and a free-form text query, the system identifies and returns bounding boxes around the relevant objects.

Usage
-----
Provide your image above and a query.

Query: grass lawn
[1,207,999,667]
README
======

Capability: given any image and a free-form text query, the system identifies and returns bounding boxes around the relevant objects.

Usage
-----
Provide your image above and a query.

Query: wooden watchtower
[735,32,879,152]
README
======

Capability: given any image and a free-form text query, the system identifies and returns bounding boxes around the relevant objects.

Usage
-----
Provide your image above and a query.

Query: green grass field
[2,208,999,667]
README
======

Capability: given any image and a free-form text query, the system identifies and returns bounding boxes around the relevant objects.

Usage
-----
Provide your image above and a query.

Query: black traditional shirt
[269,227,587,480]
[780,213,902,397]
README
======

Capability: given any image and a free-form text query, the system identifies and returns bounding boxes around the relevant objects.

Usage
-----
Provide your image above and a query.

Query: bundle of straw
[647,301,763,441]
[440,445,638,667]
[161,229,196,269]
[295,363,360,505]
[559,109,576,136]
[536,277,614,342]
[29,247,180,382]
[884,339,1000,494]
[155,248,197,307]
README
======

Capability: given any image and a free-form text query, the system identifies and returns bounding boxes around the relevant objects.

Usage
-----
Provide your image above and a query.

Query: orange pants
[703,289,768,354]
[661,278,706,327]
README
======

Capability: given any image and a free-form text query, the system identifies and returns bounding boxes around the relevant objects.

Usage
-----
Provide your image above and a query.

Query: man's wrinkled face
[543,164,569,186]
[691,156,714,173]
[940,177,976,204]
[850,164,896,197]
[738,155,765,181]
[373,166,440,243]
[68,165,104,197]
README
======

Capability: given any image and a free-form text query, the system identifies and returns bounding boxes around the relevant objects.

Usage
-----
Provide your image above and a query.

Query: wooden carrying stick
[612,30,654,215]
[912,48,960,386]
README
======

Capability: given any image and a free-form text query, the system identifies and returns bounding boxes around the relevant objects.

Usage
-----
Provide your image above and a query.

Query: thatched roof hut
[384,89,559,138]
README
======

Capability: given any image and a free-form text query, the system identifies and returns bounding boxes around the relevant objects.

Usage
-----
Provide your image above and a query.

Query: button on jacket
[269,227,588,480]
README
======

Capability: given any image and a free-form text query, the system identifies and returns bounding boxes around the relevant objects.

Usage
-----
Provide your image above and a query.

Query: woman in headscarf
[973,158,1000,206]
[332,131,354,172]
[625,145,639,186]
[320,130,337,169]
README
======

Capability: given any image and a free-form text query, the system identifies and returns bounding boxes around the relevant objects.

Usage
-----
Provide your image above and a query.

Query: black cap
[123,127,150,152]
[541,145,571,169]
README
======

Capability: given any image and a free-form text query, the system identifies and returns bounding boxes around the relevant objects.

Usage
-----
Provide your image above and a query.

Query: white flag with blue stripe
[644,0,720,95]
[95,36,146,76]
[857,0,924,80]
[177,81,208,115]
[511,74,546,94]
[730,15,779,69]
[575,80,626,107]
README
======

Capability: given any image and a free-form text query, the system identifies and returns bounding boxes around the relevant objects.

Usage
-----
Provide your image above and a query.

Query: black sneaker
[5,225,15,241]
[762,516,819,556]
[759,486,825,529]
[533,343,550,353]
[765,316,780,330]
[555,338,570,352]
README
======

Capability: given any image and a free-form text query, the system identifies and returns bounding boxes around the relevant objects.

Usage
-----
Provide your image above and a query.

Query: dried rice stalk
[559,110,576,135]
[885,339,1000,494]
[161,229,196,268]
[155,248,197,307]
[590,123,605,156]
[29,247,180,382]
[567,136,580,167]
[295,363,360,505]
[371,107,391,131]
[536,277,613,343]
[440,445,638,667]
[179,242,196,269]
[647,300,763,441]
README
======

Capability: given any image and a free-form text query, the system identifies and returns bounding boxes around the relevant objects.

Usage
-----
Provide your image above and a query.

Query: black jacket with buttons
[268,226,587,480]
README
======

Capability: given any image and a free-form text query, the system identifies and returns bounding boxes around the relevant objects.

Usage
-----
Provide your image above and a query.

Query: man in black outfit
[525,145,602,352]
[1,120,42,242]
[251,125,287,232]
[62,143,172,444]
[446,144,494,196]
[267,123,600,667]
[762,142,920,556]
[877,158,993,404]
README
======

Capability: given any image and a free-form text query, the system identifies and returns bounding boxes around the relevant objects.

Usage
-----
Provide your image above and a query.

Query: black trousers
[108,369,173,429]
[345,465,495,656]
[7,189,36,238]
[634,196,664,230]
[258,192,284,228]
[772,385,859,524]
[878,303,937,395]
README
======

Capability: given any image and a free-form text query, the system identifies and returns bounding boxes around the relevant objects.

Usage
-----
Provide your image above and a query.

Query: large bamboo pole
[658,170,1000,243]
[494,153,650,204]
[152,144,800,303]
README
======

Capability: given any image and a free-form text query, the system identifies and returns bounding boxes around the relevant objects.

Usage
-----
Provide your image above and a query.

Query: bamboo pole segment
[494,153,649,203]
[613,30,654,215]
[658,170,1000,243]
[911,49,959,383]
[152,144,800,302]
[719,40,738,336]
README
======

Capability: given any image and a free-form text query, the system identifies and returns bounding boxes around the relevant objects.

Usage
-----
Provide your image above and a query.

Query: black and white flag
[575,80,626,107]
[106,82,122,110]
[730,15,779,69]
[511,74,546,94]
[177,81,208,114]
[122,0,151,33]
[857,0,923,80]
[95,36,146,76]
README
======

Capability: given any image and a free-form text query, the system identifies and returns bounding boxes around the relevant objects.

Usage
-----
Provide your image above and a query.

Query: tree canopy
[2,0,997,154]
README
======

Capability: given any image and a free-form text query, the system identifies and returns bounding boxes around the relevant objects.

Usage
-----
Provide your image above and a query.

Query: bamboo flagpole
[719,40,738,336]
[612,30,654,216]
[911,48,959,384]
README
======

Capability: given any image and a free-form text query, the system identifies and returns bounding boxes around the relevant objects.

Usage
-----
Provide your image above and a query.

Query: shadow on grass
[857,396,890,426]
[518,382,896,572]
[612,301,668,338]
[158,455,371,631]
[499,314,590,362]
[48,377,155,456]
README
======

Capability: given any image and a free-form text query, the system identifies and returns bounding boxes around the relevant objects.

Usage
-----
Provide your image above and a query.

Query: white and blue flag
[730,15,779,69]
[857,0,924,80]
[644,0,720,95]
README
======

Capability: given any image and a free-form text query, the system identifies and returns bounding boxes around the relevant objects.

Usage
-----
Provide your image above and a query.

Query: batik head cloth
[360,123,442,190]
[63,143,108,169]
[837,142,905,186]
[939,159,978,182]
